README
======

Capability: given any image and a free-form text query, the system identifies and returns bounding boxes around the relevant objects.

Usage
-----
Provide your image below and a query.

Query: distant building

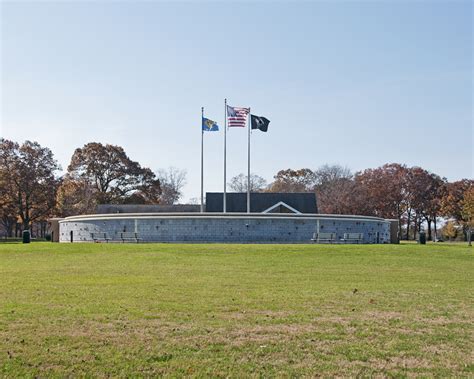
[205,192,318,214]
[58,192,399,244]
[96,204,200,214]
[95,192,318,214]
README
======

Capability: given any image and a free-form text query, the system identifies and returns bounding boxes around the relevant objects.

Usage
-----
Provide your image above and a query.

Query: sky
[1,1,472,202]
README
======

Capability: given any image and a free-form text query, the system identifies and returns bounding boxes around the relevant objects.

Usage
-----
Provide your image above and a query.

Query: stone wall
[59,213,391,244]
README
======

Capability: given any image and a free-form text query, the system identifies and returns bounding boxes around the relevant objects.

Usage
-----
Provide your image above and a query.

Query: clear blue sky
[1,1,472,201]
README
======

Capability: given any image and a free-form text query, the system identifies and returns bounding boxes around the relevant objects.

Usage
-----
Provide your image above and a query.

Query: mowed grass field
[0,242,472,377]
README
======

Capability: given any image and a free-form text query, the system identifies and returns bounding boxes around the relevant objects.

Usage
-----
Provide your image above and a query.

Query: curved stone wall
[59,213,392,244]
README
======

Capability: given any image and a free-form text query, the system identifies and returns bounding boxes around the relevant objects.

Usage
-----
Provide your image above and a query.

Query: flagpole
[223,98,227,213]
[200,107,204,213]
[247,107,251,214]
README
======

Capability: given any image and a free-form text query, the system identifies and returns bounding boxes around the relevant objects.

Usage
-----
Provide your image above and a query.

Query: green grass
[0,242,472,377]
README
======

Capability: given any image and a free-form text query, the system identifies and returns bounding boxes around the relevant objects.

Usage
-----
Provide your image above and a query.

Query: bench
[120,232,141,243]
[91,232,110,243]
[311,232,337,243]
[341,233,363,244]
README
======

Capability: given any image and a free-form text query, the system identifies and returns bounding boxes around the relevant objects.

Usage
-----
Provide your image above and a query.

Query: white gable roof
[262,201,302,214]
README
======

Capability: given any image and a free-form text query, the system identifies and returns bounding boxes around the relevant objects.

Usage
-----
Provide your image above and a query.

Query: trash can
[22,230,31,244]
[419,232,426,245]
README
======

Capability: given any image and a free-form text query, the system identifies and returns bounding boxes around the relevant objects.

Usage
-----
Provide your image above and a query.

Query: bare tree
[314,164,352,184]
[156,167,187,204]
[228,173,267,192]
[313,164,354,214]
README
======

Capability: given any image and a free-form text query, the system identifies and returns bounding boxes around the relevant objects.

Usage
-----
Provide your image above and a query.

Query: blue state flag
[202,117,219,132]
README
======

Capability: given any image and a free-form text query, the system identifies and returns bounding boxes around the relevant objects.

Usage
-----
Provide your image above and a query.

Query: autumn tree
[354,164,408,238]
[403,167,444,240]
[0,139,60,231]
[460,186,474,246]
[268,168,317,192]
[0,173,17,237]
[418,172,445,241]
[442,221,458,242]
[55,176,98,217]
[156,167,187,205]
[440,179,474,224]
[66,142,161,207]
[0,155,17,236]
[0,203,17,237]
[404,167,423,239]
[228,173,267,193]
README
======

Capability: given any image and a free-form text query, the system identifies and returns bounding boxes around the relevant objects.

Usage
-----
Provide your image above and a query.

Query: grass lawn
[0,242,472,377]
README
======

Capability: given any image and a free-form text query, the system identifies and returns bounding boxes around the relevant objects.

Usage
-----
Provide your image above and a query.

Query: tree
[228,173,267,192]
[66,142,161,205]
[440,179,474,224]
[418,172,445,241]
[268,168,317,192]
[0,167,19,237]
[442,221,458,242]
[156,167,187,205]
[0,200,17,237]
[354,164,408,238]
[0,139,60,231]
[404,167,422,240]
[403,167,443,240]
[0,158,18,236]
[55,176,97,217]
[461,187,474,246]
[313,165,354,214]
[0,212,17,237]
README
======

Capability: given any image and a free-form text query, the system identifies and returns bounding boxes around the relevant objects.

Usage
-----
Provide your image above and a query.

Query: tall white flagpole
[247,108,251,214]
[223,99,227,213]
[200,107,204,213]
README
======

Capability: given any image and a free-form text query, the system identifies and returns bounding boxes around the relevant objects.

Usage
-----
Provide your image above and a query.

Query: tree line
[0,138,472,241]
[0,139,186,237]
[230,165,473,242]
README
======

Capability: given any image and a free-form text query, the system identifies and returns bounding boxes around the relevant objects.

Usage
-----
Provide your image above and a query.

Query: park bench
[120,232,141,243]
[341,233,363,244]
[311,232,337,243]
[91,232,111,243]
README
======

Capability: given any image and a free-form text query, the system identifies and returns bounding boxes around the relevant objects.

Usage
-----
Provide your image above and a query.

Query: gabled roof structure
[262,201,302,214]
[205,192,318,214]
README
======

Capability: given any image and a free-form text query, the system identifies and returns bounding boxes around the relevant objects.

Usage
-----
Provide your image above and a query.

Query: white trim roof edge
[262,201,302,214]
[59,212,391,224]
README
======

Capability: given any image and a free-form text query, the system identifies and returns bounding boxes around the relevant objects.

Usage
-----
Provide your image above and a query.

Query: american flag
[227,105,250,127]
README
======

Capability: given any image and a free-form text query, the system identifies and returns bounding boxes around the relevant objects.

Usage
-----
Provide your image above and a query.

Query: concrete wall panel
[59,213,391,244]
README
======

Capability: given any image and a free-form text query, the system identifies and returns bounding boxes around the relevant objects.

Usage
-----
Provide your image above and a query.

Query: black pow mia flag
[250,114,270,132]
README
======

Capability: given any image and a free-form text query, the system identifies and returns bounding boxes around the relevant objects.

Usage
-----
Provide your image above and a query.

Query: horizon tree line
[0,138,472,242]
[233,166,472,242]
